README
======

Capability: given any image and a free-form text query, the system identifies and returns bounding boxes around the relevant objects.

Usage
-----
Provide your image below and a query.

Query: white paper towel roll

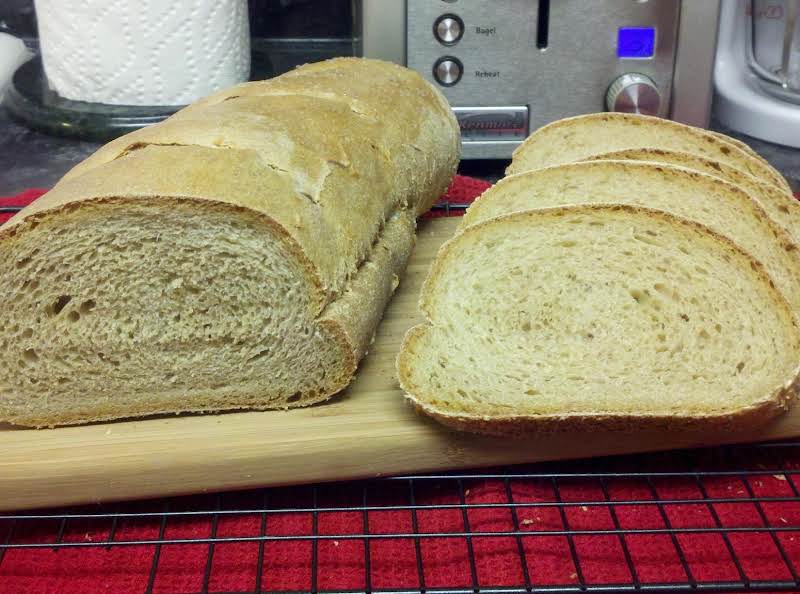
[34,0,250,106]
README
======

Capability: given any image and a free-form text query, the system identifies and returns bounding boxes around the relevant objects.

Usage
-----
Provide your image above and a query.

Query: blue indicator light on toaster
[617,27,655,59]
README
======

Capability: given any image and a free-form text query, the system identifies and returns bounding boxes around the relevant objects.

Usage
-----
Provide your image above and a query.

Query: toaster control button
[433,57,463,86]
[606,73,661,116]
[434,14,464,45]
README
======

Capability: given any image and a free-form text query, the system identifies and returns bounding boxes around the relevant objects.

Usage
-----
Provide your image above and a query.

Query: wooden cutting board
[2,216,800,511]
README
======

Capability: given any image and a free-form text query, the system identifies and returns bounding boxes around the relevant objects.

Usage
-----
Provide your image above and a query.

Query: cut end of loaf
[398,205,800,436]
[0,199,357,427]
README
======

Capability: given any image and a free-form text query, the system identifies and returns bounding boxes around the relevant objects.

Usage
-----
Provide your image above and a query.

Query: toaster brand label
[475,26,497,36]
[475,70,500,78]
[454,109,528,140]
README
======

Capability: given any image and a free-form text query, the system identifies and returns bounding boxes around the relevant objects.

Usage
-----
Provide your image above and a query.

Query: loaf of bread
[0,58,460,427]
[461,161,800,313]
[397,205,800,435]
[583,148,800,246]
[507,112,791,194]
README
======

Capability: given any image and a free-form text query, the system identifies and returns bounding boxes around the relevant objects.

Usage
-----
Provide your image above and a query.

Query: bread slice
[708,129,776,172]
[583,148,800,246]
[461,161,800,313]
[397,205,800,435]
[0,58,459,427]
[507,112,791,194]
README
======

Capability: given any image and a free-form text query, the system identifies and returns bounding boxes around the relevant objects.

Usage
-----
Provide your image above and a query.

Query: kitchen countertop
[1,106,798,194]
[0,108,98,194]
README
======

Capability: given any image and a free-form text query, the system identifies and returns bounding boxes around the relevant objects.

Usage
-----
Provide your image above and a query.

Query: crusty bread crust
[398,204,800,436]
[509,112,790,194]
[406,388,797,437]
[581,148,800,247]
[707,129,780,176]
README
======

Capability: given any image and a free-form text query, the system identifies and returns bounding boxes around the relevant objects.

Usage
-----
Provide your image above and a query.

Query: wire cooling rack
[1,440,799,593]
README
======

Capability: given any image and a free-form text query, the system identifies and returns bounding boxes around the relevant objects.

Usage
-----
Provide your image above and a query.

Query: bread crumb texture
[398,205,800,435]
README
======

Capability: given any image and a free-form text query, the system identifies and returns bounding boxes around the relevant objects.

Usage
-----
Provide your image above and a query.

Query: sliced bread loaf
[708,130,775,169]
[583,148,800,246]
[397,205,800,435]
[461,161,800,313]
[507,112,790,194]
[0,58,460,427]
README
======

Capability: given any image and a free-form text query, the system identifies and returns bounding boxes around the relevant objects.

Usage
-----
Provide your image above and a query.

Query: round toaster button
[433,57,463,86]
[606,73,661,116]
[434,14,464,45]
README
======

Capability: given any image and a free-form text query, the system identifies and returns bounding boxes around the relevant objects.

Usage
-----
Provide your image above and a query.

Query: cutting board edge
[2,414,798,511]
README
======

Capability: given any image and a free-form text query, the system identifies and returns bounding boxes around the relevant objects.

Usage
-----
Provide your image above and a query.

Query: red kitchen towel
[1,454,799,593]
[1,176,799,594]
[0,176,491,225]
[427,174,492,216]
[0,188,48,225]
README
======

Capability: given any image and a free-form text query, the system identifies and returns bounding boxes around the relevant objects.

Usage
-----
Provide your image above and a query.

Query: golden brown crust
[509,112,789,192]
[585,147,796,201]
[405,385,797,437]
[706,129,789,192]
[7,386,344,429]
[398,204,800,437]
[321,209,417,362]
[580,149,800,250]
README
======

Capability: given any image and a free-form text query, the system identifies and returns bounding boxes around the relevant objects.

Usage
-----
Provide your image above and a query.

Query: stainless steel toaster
[362,0,722,158]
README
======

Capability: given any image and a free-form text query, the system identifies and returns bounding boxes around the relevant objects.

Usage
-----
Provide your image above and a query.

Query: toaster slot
[537,0,550,49]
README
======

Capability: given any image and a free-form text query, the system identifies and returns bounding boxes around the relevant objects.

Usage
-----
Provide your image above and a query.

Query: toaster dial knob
[433,57,463,87]
[606,73,661,116]
[434,14,464,45]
